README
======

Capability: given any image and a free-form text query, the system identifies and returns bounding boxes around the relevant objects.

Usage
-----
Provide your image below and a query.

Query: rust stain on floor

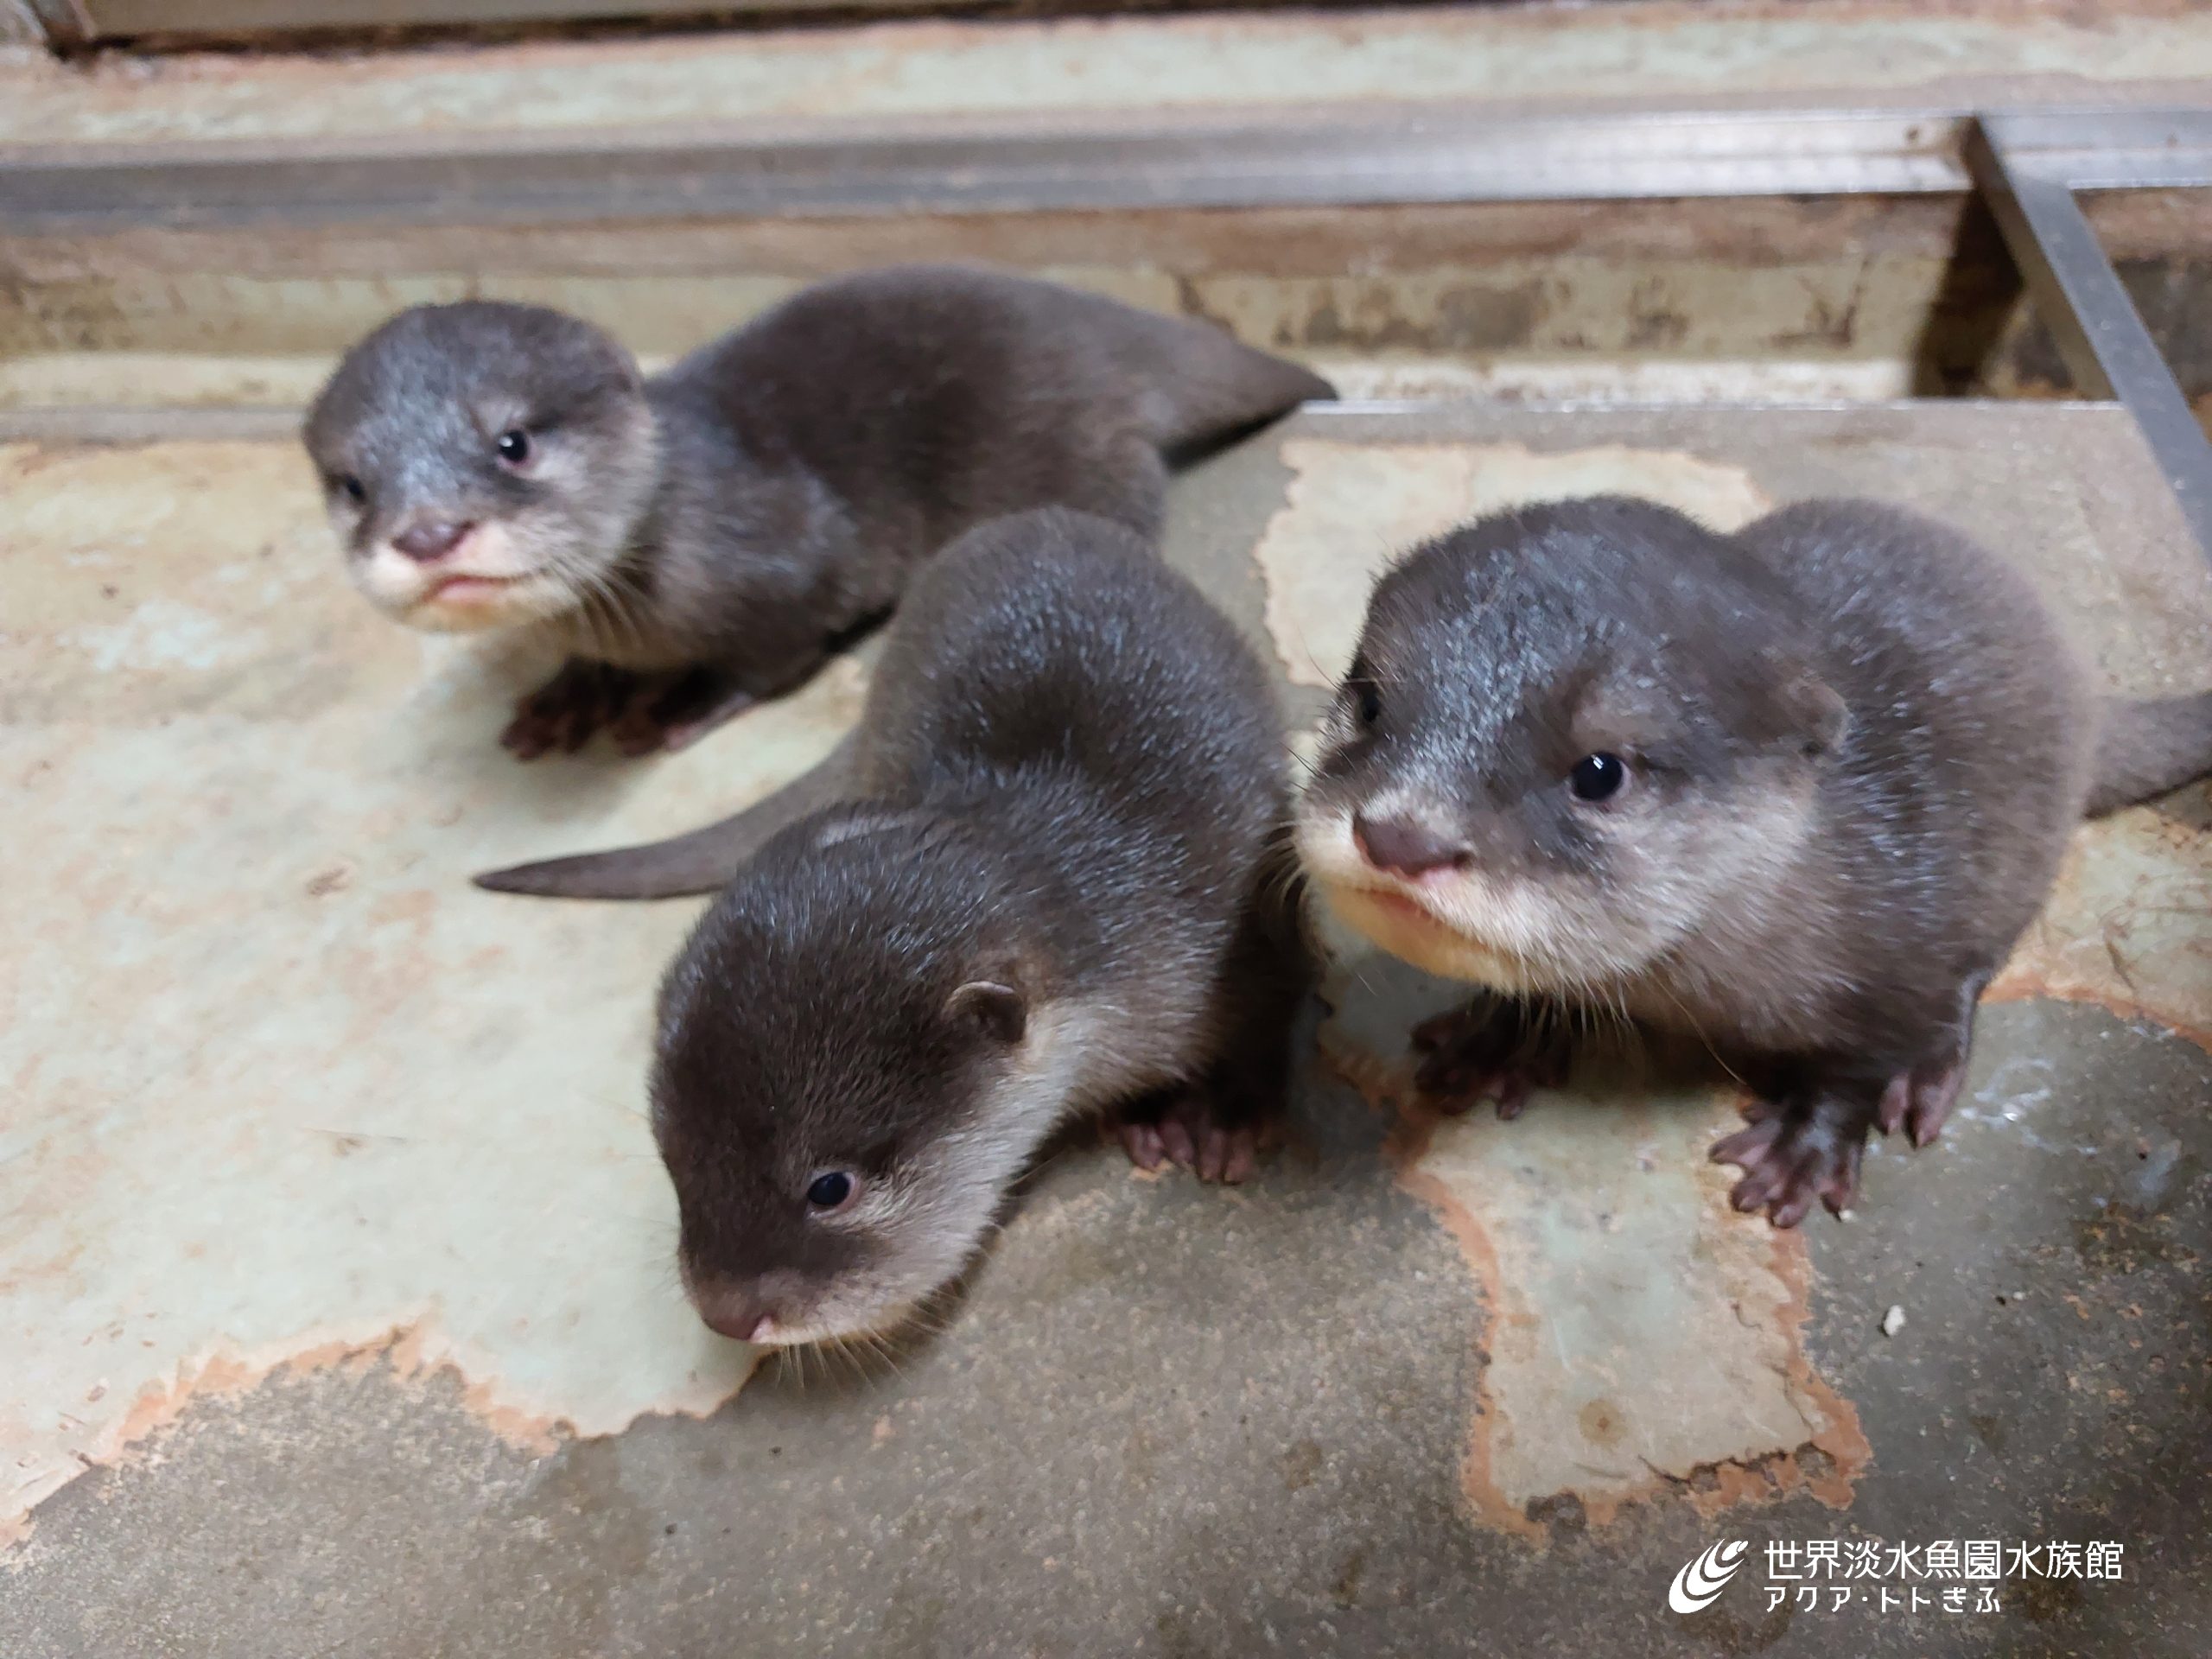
[0,1320,766,1555]
[1313,919,1867,1538]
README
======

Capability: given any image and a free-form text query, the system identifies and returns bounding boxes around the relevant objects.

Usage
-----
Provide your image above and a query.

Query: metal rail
[0,106,1974,232]
[3,104,2206,235]
[1967,111,2212,561]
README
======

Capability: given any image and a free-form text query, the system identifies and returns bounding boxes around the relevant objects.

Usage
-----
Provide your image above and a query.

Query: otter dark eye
[804,1171,854,1210]
[1569,753,1627,803]
[336,474,365,505]
[495,429,531,466]
[1355,683,1382,727]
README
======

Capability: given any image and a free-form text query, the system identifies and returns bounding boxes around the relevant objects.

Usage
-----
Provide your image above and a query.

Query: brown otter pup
[485,510,1308,1344]
[302,264,1332,757]
[1296,496,2212,1226]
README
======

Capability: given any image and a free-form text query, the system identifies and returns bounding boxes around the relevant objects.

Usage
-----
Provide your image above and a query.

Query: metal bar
[77,0,849,33]
[1967,115,2212,560]
[0,105,1972,233]
[8,102,2212,238]
[1962,107,2212,189]
[20,0,92,49]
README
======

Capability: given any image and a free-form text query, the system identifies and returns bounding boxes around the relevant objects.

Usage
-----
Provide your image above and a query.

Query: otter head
[1296,497,1847,997]
[302,302,658,634]
[649,806,1076,1349]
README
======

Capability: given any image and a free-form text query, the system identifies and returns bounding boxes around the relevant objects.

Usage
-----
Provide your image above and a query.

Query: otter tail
[1127,313,1335,461]
[474,732,859,899]
[2085,694,2212,817]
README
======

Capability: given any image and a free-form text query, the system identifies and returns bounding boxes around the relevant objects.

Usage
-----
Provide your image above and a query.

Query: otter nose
[695,1289,784,1345]
[1353,812,1471,878]
[391,518,475,563]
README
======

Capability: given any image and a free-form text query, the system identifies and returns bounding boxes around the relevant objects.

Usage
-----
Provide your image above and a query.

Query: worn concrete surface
[0,250,1951,414]
[2,402,2208,1655]
[0,439,844,1540]
[5,1,2212,148]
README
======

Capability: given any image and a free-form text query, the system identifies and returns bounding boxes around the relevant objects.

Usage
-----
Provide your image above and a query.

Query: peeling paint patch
[1993,797,2212,1051]
[1314,918,1866,1535]
[0,1322,761,1554]
[1251,440,1770,685]
[0,442,854,1550]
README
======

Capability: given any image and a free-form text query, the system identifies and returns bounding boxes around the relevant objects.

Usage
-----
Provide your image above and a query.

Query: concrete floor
[6,1,2212,147]
[1,399,2207,1654]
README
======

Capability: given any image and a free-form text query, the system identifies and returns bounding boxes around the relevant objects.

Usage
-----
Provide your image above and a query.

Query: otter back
[305,265,1333,760]
[570,508,1309,1344]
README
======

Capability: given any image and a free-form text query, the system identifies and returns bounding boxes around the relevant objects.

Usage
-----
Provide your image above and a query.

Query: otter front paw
[1875,1052,1967,1148]
[500,659,639,759]
[607,672,758,756]
[1410,997,1570,1120]
[1710,1103,1868,1228]
[1110,1089,1270,1185]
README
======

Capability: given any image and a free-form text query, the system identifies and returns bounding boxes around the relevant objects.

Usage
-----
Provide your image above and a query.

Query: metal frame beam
[0,105,1976,232]
[1966,111,2212,561]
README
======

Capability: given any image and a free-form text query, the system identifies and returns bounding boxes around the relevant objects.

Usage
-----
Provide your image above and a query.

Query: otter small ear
[1761,651,1848,759]
[947,981,1027,1045]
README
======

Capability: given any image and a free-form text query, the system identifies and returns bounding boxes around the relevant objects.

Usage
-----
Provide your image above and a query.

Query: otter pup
[302,264,1333,757]
[510,510,1307,1344]
[1296,496,2212,1227]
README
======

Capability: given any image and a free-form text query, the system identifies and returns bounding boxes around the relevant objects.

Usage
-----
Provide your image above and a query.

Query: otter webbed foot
[1875,1053,1968,1149]
[1711,1113,1864,1228]
[613,673,759,755]
[1873,972,1987,1149]
[502,662,765,759]
[1110,1087,1274,1185]
[1410,995,1571,1120]
[1711,1083,1878,1228]
[501,658,645,758]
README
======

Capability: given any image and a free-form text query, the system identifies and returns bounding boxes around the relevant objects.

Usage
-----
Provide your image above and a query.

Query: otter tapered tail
[2086,694,2212,816]
[1120,312,1335,460]
[474,733,860,899]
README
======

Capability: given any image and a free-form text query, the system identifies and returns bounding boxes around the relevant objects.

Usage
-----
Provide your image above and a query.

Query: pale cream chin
[768,1283,937,1347]
[1295,811,1531,988]
[1320,881,1553,993]
[1300,807,1653,993]
[349,540,580,634]
[404,582,576,634]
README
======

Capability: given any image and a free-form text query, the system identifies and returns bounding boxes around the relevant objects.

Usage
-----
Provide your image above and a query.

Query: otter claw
[1410,997,1568,1118]
[502,659,645,759]
[1876,1056,1966,1148]
[1711,1113,1864,1229]
[1116,1120,1166,1172]
[1109,1091,1264,1185]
